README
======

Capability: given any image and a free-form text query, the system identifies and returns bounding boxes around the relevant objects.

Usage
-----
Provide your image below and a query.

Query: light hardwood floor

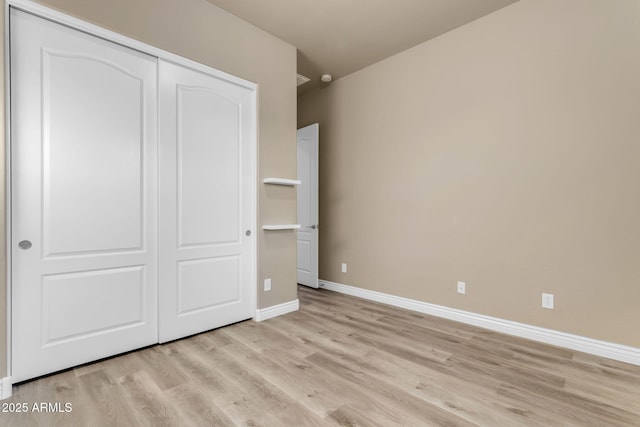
[1,285,639,426]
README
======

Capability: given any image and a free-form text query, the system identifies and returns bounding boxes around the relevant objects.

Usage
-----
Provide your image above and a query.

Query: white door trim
[4,0,257,394]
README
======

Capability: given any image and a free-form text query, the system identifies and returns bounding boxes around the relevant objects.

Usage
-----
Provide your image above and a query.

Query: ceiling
[205,0,520,95]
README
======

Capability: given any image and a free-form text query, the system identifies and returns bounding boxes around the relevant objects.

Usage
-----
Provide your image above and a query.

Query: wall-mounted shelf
[263,224,301,230]
[263,179,300,230]
[263,178,301,186]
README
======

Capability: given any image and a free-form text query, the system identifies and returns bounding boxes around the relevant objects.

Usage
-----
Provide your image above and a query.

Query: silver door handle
[307,225,318,229]
[18,240,32,250]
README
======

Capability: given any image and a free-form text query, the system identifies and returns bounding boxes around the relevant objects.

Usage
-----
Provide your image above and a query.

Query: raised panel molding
[319,280,640,366]
[177,256,241,315]
[177,85,240,247]
[42,50,144,256]
[43,266,145,344]
[297,240,311,272]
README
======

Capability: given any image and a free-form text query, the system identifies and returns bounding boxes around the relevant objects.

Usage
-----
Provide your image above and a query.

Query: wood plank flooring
[2,285,639,426]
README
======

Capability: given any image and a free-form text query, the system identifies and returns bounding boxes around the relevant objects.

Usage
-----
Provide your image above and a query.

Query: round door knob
[308,225,316,229]
[245,230,252,237]
[18,240,32,250]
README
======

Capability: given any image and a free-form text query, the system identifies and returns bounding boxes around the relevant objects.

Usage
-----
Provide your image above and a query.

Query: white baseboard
[255,299,299,322]
[0,377,12,400]
[319,280,640,366]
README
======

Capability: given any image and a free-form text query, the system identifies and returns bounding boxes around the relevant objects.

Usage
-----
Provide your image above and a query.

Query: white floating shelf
[262,224,301,230]
[263,178,301,186]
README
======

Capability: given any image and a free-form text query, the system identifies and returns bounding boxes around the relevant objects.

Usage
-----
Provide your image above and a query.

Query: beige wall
[0,0,297,377]
[299,0,640,347]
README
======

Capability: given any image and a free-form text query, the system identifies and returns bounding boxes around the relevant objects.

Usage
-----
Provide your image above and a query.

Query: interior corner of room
[296,0,640,358]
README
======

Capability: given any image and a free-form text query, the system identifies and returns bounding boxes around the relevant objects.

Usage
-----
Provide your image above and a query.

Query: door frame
[4,0,257,393]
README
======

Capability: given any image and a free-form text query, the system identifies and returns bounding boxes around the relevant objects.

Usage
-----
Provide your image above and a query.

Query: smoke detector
[296,74,310,86]
[321,74,333,83]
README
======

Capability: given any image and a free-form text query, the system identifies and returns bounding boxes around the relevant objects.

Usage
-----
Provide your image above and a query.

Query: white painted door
[297,124,319,288]
[158,60,255,342]
[10,9,158,382]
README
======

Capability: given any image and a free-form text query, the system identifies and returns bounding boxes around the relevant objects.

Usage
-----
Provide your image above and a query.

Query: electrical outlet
[457,281,466,295]
[542,293,554,309]
[341,263,347,273]
[264,278,271,292]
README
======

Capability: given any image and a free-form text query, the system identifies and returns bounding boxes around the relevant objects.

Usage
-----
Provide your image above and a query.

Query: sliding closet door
[158,60,255,342]
[10,9,158,382]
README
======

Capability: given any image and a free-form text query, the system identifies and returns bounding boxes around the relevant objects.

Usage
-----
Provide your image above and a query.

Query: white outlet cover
[341,263,347,273]
[264,278,272,291]
[542,293,554,309]
[457,281,466,295]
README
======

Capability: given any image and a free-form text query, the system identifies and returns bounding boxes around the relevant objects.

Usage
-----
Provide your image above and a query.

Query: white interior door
[297,124,319,288]
[10,9,158,382]
[158,60,255,343]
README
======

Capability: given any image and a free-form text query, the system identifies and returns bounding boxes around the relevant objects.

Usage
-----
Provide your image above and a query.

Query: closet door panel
[10,9,158,382]
[159,60,254,342]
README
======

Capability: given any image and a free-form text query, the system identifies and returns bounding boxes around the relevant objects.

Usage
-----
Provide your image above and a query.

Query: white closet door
[10,9,158,382]
[297,124,319,288]
[158,60,255,342]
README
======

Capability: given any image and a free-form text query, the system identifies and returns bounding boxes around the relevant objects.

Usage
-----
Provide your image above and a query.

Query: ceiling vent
[296,73,310,86]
